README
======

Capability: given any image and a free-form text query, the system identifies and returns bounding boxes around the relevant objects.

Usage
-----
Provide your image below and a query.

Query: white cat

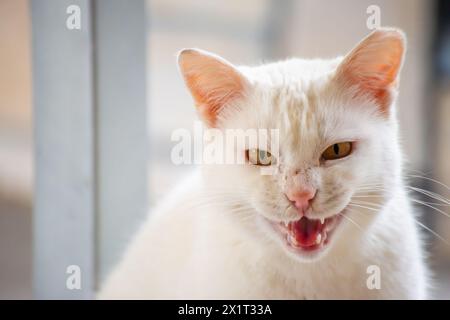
[99,28,428,299]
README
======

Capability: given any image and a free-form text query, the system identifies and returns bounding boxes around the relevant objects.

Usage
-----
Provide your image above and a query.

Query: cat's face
[178,29,405,262]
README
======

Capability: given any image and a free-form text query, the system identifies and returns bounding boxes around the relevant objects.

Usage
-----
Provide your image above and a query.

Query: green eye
[246,149,275,166]
[322,142,352,161]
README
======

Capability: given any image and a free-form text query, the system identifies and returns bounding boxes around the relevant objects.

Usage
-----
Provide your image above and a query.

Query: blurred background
[0,0,449,299]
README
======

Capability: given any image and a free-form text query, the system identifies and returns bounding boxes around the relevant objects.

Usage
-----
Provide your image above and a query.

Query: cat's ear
[178,48,249,127]
[336,28,406,115]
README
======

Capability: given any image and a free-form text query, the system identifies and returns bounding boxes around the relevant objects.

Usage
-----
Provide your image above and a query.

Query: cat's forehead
[241,59,343,136]
[240,57,342,86]
[242,58,343,129]
[271,86,327,160]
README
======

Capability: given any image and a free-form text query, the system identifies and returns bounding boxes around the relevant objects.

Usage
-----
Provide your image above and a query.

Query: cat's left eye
[246,149,275,166]
[321,142,353,161]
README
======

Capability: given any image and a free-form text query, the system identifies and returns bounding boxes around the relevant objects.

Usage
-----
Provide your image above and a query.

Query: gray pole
[31,0,147,299]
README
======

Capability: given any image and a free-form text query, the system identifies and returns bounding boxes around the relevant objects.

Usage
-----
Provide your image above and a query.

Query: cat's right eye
[246,149,275,166]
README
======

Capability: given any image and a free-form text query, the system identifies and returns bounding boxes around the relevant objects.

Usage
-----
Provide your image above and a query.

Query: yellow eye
[246,149,275,166]
[321,142,352,161]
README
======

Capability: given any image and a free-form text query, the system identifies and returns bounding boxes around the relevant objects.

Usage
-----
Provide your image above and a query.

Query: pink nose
[286,188,316,215]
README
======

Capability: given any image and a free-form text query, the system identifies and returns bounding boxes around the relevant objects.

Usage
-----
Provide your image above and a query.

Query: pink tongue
[290,217,322,247]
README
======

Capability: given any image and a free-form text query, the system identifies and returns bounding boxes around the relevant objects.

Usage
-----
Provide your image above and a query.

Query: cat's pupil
[333,144,339,155]
[259,150,271,164]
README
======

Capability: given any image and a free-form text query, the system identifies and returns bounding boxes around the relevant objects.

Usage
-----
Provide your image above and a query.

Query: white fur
[99,30,428,299]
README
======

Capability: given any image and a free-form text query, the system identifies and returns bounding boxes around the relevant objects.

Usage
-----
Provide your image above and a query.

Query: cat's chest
[194,241,368,299]
[254,264,369,299]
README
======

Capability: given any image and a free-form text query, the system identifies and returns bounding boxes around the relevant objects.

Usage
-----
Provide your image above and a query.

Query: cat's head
[178,28,406,262]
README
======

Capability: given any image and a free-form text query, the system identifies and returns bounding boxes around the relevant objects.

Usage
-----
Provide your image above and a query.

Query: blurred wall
[0,0,32,299]
[0,0,32,203]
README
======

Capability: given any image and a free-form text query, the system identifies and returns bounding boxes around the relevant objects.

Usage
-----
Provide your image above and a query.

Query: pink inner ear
[185,71,245,127]
[337,29,405,115]
[179,50,246,127]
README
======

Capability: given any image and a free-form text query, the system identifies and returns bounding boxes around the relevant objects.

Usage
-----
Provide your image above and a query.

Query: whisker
[339,211,363,231]
[411,199,450,219]
[347,203,379,212]
[407,186,450,205]
[405,174,450,191]
[414,219,450,245]
[350,200,384,209]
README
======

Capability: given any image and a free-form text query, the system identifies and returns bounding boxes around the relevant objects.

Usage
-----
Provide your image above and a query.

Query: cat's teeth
[320,218,325,224]
[288,234,298,246]
[316,233,322,245]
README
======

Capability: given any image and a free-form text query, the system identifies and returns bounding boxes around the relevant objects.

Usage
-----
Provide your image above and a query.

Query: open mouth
[269,214,343,254]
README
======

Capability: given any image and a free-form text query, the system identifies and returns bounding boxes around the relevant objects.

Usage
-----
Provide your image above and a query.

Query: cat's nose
[285,188,316,215]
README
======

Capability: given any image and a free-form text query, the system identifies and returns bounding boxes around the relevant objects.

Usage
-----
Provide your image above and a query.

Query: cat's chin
[262,212,344,261]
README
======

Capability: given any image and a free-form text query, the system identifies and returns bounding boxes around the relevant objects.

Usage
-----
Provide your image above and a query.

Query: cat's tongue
[289,217,323,247]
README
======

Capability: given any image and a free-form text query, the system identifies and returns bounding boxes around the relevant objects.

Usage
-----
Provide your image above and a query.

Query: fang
[316,233,322,245]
